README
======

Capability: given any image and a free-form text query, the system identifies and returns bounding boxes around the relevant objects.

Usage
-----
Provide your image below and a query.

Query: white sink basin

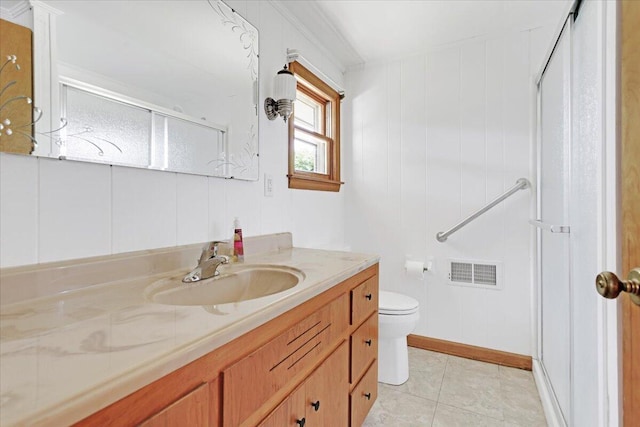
[144,265,305,307]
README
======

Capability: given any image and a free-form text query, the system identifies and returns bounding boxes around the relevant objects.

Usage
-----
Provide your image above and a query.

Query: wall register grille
[449,260,501,289]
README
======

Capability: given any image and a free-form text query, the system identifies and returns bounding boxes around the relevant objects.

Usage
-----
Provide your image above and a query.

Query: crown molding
[295,0,364,67]
[29,0,63,15]
[9,0,30,17]
[268,0,363,71]
[0,0,30,21]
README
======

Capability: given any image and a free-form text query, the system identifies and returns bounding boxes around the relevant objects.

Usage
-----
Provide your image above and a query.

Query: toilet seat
[379,291,419,315]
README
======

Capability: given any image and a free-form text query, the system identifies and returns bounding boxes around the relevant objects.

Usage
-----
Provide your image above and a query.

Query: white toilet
[378,291,420,385]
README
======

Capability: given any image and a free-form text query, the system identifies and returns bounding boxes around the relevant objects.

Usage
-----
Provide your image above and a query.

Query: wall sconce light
[264,64,296,122]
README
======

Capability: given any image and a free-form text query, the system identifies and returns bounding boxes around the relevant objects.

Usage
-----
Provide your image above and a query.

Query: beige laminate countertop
[0,240,378,427]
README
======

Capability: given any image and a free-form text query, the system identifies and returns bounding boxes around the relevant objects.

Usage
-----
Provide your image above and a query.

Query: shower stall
[533,1,619,426]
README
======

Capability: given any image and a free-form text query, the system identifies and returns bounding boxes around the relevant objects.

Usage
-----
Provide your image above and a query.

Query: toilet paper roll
[405,260,425,280]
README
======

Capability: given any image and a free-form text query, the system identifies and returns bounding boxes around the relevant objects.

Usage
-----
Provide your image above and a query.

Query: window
[288,61,342,192]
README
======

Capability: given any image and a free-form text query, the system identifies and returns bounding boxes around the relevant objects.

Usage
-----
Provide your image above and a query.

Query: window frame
[287,61,342,192]
[294,86,326,135]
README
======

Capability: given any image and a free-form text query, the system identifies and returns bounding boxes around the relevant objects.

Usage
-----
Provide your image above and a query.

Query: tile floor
[363,347,547,427]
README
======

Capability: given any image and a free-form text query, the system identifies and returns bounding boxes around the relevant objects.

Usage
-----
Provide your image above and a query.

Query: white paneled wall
[0,154,38,266]
[345,29,551,356]
[0,0,346,268]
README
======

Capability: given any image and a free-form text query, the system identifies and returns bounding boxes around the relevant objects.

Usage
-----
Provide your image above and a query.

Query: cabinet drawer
[350,360,378,427]
[223,293,349,426]
[350,312,378,384]
[351,276,378,327]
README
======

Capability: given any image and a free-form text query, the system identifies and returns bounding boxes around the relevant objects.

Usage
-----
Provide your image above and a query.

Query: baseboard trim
[532,358,566,427]
[407,334,532,370]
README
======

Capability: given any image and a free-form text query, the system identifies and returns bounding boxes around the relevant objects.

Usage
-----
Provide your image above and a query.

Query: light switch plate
[264,173,273,197]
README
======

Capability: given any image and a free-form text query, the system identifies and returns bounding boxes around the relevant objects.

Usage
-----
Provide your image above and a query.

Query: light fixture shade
[264,64,297,122]
[273,66,296,101]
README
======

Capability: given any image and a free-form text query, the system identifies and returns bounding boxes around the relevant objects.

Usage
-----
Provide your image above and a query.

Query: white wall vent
[448,259,502,290]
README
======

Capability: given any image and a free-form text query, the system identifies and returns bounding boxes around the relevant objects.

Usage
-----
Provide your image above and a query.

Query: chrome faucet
[183,241,230,283]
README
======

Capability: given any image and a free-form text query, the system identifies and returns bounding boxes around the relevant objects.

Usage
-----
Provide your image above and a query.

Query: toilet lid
[379,291,419,315]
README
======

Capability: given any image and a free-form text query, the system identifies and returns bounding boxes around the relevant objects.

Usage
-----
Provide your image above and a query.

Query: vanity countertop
[0,237,378,426]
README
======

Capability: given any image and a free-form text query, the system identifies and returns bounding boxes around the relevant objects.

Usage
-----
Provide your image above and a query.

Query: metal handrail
[436,178,531,242]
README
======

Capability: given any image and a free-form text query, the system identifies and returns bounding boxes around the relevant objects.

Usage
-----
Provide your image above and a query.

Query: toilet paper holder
[404,259,433,278]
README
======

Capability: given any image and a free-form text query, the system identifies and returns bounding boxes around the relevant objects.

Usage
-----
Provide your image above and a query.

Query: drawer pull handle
[365,293,372,300]
[311,400,320,411]
[296,418,306,427]
[364,392,372,400]
[365,339,372,346]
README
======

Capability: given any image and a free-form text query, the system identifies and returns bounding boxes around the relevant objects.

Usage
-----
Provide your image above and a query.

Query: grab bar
[436,178,531,242]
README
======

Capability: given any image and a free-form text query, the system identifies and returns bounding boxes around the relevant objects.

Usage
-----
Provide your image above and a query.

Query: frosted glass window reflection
[61,85,151,166]
[60,85,227,175]
[164,116,225,176]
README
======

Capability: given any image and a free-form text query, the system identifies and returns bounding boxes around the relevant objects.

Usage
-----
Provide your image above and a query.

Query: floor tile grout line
[435,354,449,404]
[435,353,507,422]
[377,383,440,426]
[430,401,440,427]
[498,364,506,422]
[436,401,509,425]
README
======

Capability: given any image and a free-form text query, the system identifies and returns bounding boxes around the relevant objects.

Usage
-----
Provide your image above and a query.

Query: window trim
[287,61,342,192]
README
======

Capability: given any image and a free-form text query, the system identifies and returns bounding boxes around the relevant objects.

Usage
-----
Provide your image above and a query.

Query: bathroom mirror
[13,0,259,180]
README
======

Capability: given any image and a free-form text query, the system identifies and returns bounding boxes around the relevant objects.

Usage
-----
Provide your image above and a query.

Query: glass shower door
[537,17,572,426]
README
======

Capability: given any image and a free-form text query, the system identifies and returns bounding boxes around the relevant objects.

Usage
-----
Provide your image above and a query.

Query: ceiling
[274,0,570,68]
[2,0,570,70]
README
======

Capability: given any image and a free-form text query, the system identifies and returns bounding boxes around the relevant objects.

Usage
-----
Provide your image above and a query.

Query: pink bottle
[233,217,244,262]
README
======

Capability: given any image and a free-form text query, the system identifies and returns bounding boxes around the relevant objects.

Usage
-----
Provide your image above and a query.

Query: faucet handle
[212,241,228,255]
[198,241,222,263]
[199,240,230,263]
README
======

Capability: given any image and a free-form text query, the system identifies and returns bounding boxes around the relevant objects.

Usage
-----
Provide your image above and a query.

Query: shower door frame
[534,14,573,427]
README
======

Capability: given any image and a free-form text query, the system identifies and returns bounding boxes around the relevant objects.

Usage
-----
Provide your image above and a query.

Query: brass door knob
[595,268,640,306]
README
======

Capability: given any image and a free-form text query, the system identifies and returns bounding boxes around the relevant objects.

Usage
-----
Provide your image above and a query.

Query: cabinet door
[305,341,349,427]
[140,382,209,427]
[259,385,306,427]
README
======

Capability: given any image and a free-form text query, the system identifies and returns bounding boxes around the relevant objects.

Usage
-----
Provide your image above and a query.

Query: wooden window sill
[288,174,343,192]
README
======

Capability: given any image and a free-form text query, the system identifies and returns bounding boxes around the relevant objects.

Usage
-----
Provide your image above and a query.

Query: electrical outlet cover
[264,173,273,197]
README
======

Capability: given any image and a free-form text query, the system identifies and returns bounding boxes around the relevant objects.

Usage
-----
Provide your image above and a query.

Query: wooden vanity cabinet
[74,264,378,427]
